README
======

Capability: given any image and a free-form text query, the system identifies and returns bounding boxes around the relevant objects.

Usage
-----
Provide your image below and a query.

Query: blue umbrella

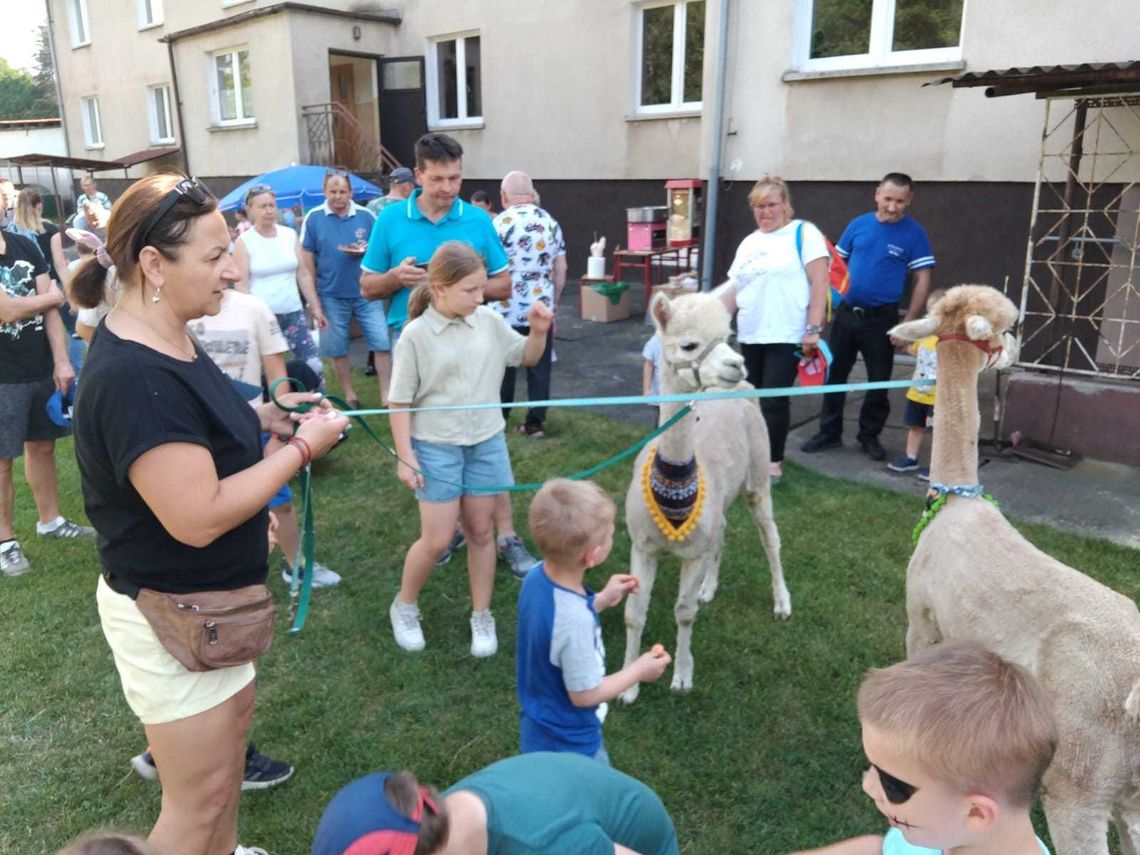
[217,165,381,212]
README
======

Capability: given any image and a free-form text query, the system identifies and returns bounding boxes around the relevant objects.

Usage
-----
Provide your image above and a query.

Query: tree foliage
[0,25,58,120]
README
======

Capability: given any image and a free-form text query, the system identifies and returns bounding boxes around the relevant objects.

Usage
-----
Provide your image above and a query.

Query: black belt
[839,303,899,319]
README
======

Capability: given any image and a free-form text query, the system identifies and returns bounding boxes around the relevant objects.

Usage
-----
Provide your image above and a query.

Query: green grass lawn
[1,405,1135,854]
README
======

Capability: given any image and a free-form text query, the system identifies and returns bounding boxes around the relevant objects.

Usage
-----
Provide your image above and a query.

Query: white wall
[0,126,67,159]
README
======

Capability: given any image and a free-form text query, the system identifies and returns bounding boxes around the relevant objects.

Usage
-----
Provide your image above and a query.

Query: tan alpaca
[619,292,790,704]
[891,284,1140,855]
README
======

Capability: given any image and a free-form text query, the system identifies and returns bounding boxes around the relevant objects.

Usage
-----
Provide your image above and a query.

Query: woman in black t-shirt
[70,174,349,855]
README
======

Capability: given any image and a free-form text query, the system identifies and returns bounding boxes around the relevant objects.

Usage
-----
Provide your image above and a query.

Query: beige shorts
[96,576,256,725]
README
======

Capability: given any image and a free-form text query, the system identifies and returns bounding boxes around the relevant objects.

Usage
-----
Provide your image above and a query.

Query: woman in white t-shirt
[232,185,326,387]
[720,175,828,482]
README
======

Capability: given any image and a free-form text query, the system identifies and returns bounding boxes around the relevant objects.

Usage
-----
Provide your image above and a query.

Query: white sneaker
[234,846,269,855]
[1,540,31,577]
[389,596,425,652]
[470,610,498,658]
[281,561,341,589]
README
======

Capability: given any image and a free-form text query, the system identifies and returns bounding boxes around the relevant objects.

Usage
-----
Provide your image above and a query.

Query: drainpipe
[165,37,191,175]
[43,0,73,214]
[699,0,731,290]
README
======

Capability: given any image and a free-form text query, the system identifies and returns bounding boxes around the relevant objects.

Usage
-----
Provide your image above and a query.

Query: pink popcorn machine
[665,178,702,247]
[626,206,668,251]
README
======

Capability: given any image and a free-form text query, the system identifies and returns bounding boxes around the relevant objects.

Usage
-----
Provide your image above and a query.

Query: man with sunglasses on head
[300,170,387,408]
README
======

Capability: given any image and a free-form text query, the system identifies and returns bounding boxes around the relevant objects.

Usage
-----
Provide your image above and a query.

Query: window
[138,0,163,28]
[80,97,102,148]
[67,0,90,47]
[797,0,964,71]
[148,85,174,144]
[209,48,254,125]
[635,1,704,114]
[427,32,482,127]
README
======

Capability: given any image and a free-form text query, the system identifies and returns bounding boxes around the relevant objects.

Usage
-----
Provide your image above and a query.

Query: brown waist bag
[134,584,277,672]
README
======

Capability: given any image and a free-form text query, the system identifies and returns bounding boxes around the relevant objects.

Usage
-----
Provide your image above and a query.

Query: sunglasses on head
[873,764,918,805]
[246,183,274,196]
[133,177,213,259]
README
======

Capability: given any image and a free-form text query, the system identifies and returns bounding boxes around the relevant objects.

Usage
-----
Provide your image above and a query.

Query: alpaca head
[889,285,1019,371]
[650,291,746,392]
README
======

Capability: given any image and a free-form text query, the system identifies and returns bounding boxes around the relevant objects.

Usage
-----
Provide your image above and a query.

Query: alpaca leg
[619,547,658,705]
[697,541,722,604]
[746,487,790,618]
[1113,801,1140,855]
[671,556,708,692]
[1043,776,1111,855]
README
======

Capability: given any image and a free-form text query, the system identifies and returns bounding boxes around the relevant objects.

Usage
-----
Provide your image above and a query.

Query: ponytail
[408,282,433,320]
[68,255,112,309]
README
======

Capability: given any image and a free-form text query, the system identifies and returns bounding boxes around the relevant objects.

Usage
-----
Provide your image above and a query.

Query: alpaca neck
[929,342,983,487]
[657,375,696,464]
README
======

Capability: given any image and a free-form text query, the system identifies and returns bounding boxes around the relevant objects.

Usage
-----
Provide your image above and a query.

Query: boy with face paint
[791,640,1056,855]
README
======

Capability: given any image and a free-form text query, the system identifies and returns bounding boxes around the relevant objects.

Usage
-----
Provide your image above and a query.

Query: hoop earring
[152,284,162,304]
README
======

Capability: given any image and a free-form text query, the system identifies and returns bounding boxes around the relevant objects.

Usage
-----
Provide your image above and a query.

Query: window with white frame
[80,96,102,148]
[148,85,174,144]
[797,0,964,71]
[67,0,90,47]
[635,0,704,114]
[138,0,163,28]
[209,47,254,125]
[427,32,482,127]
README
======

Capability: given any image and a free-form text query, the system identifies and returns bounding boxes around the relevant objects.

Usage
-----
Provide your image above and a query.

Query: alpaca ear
[888,317,937,342]
[995,331,1019,369]
[965,314,994,340]
[650,291,673,331]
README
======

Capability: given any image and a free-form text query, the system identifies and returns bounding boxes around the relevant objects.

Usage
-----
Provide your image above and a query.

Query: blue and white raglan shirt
[882,828,1050,854]
[491,204,566,328]
[516,563,608,757]
[835,213,935,308]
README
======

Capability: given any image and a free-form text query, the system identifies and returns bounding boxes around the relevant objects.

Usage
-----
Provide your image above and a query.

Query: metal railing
[301,101,402,175]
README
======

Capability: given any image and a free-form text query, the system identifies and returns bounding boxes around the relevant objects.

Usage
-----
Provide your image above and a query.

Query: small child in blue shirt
[516,478,671,763]
[791,640,1056,855]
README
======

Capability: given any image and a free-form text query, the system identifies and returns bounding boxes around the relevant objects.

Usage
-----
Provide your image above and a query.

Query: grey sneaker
[281,561,342,588]
[39,518,95,539]
[1,541,31,577]
[470,610,498,658]
[435,529,467,566]
[497,535,537,579]
[389,596,425,652]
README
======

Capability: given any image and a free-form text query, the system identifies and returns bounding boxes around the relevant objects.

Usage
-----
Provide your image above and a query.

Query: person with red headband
[311,752,678,854]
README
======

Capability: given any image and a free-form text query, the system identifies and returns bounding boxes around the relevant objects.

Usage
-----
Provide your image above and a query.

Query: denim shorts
[412,432,514,503]
[320,296,389,357]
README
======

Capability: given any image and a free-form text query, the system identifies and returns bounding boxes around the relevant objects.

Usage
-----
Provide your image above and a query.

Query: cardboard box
[580,280,631,323]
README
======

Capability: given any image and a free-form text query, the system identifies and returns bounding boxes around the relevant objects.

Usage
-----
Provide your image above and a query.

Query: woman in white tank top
[233,185,325,386]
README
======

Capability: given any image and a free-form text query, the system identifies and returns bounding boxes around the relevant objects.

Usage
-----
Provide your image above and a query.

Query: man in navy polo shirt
[300,171,386,407]
[801,172,935,461]
[360,132,538,579]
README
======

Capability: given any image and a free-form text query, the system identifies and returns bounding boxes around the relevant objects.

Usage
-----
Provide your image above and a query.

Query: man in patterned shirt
[492,171,566,439]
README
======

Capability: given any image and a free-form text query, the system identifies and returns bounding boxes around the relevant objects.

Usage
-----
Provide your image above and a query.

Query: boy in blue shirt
[517,478,671,763]
[792,640,1056,855]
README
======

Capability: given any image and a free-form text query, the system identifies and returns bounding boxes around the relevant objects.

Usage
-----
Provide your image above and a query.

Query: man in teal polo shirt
[360,132,539,578]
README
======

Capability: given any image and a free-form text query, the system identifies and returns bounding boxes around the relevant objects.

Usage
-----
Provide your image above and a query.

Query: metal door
[379,56,427,169]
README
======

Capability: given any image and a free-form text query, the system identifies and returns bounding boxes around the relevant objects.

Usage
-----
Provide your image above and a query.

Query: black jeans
[500,325,554,428]
[817,304,898,442]
[741,342,799,463]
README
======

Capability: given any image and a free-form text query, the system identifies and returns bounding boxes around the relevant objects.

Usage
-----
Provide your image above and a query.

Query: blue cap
[389,167,415,185]
[46,380,78,427]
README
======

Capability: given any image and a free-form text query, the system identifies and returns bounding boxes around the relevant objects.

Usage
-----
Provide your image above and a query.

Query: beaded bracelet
[287,436,313,467]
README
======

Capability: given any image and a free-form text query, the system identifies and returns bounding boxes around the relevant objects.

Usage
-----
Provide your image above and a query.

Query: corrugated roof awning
[927,61,1140,98]
[7,146,180,173]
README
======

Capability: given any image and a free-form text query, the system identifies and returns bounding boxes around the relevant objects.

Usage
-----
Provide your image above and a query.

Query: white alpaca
[891,284,1140,855]
[620,291,790,704]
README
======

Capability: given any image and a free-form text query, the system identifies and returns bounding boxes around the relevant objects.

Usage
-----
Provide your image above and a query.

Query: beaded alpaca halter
[641,446,706,542]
